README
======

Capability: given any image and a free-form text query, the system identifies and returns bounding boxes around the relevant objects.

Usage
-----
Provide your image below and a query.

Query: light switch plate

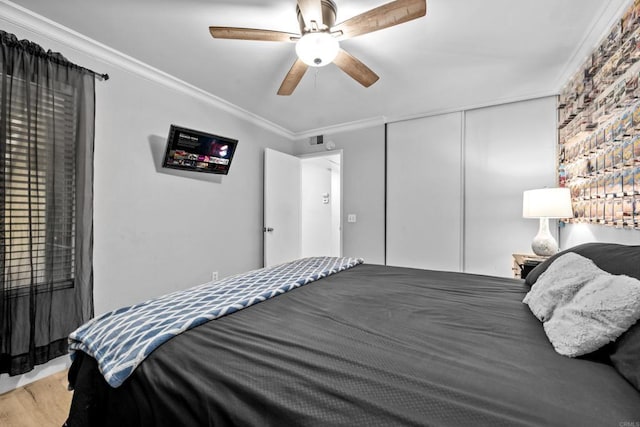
[347,214,357,223]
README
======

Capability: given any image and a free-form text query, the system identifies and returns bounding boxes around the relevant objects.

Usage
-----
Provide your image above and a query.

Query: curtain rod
[1,30,110,82]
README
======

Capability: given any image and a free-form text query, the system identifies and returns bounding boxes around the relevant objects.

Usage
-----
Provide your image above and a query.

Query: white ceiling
[5,0,632,136]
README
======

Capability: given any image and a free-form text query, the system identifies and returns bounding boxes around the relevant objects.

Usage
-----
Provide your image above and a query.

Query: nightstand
[512,253,549,280]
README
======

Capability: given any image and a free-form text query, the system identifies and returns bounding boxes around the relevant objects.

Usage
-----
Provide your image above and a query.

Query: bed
[64,244,640,426]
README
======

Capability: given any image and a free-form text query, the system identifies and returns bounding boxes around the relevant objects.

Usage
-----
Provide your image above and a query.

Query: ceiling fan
[209,0,427,95]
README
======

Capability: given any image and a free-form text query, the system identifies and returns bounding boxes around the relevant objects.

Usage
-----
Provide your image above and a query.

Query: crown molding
[553,0,633,92]
[0,0,297,141]
[290,90,560,140]
[292,116,387,140]
[385,92,559,126]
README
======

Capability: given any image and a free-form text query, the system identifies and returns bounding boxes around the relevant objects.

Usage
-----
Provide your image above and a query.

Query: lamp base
[531,217,558,257]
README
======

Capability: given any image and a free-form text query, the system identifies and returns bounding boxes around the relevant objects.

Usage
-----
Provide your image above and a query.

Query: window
[1,29,95,376]
[2,78,77,295]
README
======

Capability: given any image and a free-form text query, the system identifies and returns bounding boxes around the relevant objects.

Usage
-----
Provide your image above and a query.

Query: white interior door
[264,148,301,267]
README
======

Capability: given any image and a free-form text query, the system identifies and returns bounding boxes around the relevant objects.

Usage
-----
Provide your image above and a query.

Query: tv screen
[162,125,238,175]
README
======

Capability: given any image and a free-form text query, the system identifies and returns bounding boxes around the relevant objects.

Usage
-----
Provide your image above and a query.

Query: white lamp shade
[522,188,573,219]
[295,32,339,67]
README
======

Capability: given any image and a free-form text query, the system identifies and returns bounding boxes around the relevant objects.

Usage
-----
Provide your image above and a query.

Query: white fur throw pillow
[544,272,640,357]
[523,253,602,322]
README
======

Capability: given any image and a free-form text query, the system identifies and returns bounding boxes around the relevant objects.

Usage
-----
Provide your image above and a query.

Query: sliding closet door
[464,97,557,276]
[387,113,463,271]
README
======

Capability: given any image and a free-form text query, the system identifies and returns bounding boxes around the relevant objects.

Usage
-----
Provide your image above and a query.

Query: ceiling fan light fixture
[295,32,339,67]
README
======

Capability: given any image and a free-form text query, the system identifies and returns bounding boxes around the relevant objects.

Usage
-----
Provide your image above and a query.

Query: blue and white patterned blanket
[68,256,363,388]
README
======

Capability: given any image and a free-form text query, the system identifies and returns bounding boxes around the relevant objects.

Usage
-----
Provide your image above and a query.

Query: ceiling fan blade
[277,59,309,96]
[209,27,299,42]
[297,0,324,29]
[332,0,426,40]
[333,49,379,88]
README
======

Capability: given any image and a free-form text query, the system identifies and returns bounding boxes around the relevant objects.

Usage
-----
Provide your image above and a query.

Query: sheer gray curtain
[0,31,94,375]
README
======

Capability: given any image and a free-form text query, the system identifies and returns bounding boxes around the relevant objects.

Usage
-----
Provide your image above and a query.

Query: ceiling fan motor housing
[296,0,337,33]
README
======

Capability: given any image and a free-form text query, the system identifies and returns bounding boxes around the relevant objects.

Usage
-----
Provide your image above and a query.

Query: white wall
[0,18,294,393]
[561,223,640,248]
[92,71,293,313]
[294,126,386,265]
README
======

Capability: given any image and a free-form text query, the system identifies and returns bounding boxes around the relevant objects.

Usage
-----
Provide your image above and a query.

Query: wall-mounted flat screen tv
[162,125,238,175]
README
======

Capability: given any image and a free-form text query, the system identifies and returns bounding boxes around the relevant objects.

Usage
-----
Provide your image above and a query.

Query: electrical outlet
[212,271,219,282]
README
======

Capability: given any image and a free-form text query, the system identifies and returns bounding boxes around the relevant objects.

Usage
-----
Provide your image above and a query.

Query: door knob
[264,227,274,232]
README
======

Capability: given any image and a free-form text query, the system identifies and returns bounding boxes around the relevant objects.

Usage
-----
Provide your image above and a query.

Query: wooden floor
[0,370,72,427]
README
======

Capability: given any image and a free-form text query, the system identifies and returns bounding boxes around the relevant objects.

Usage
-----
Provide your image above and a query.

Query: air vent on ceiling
[309,135,324,145]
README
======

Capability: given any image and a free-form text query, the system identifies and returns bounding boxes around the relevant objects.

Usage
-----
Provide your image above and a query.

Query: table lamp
[522,188,573,256]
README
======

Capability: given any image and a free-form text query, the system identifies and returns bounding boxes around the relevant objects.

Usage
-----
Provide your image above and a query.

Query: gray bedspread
[66,264,640,426]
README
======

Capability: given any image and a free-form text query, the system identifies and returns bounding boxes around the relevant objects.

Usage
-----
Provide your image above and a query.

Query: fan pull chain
[314,68,319,90]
